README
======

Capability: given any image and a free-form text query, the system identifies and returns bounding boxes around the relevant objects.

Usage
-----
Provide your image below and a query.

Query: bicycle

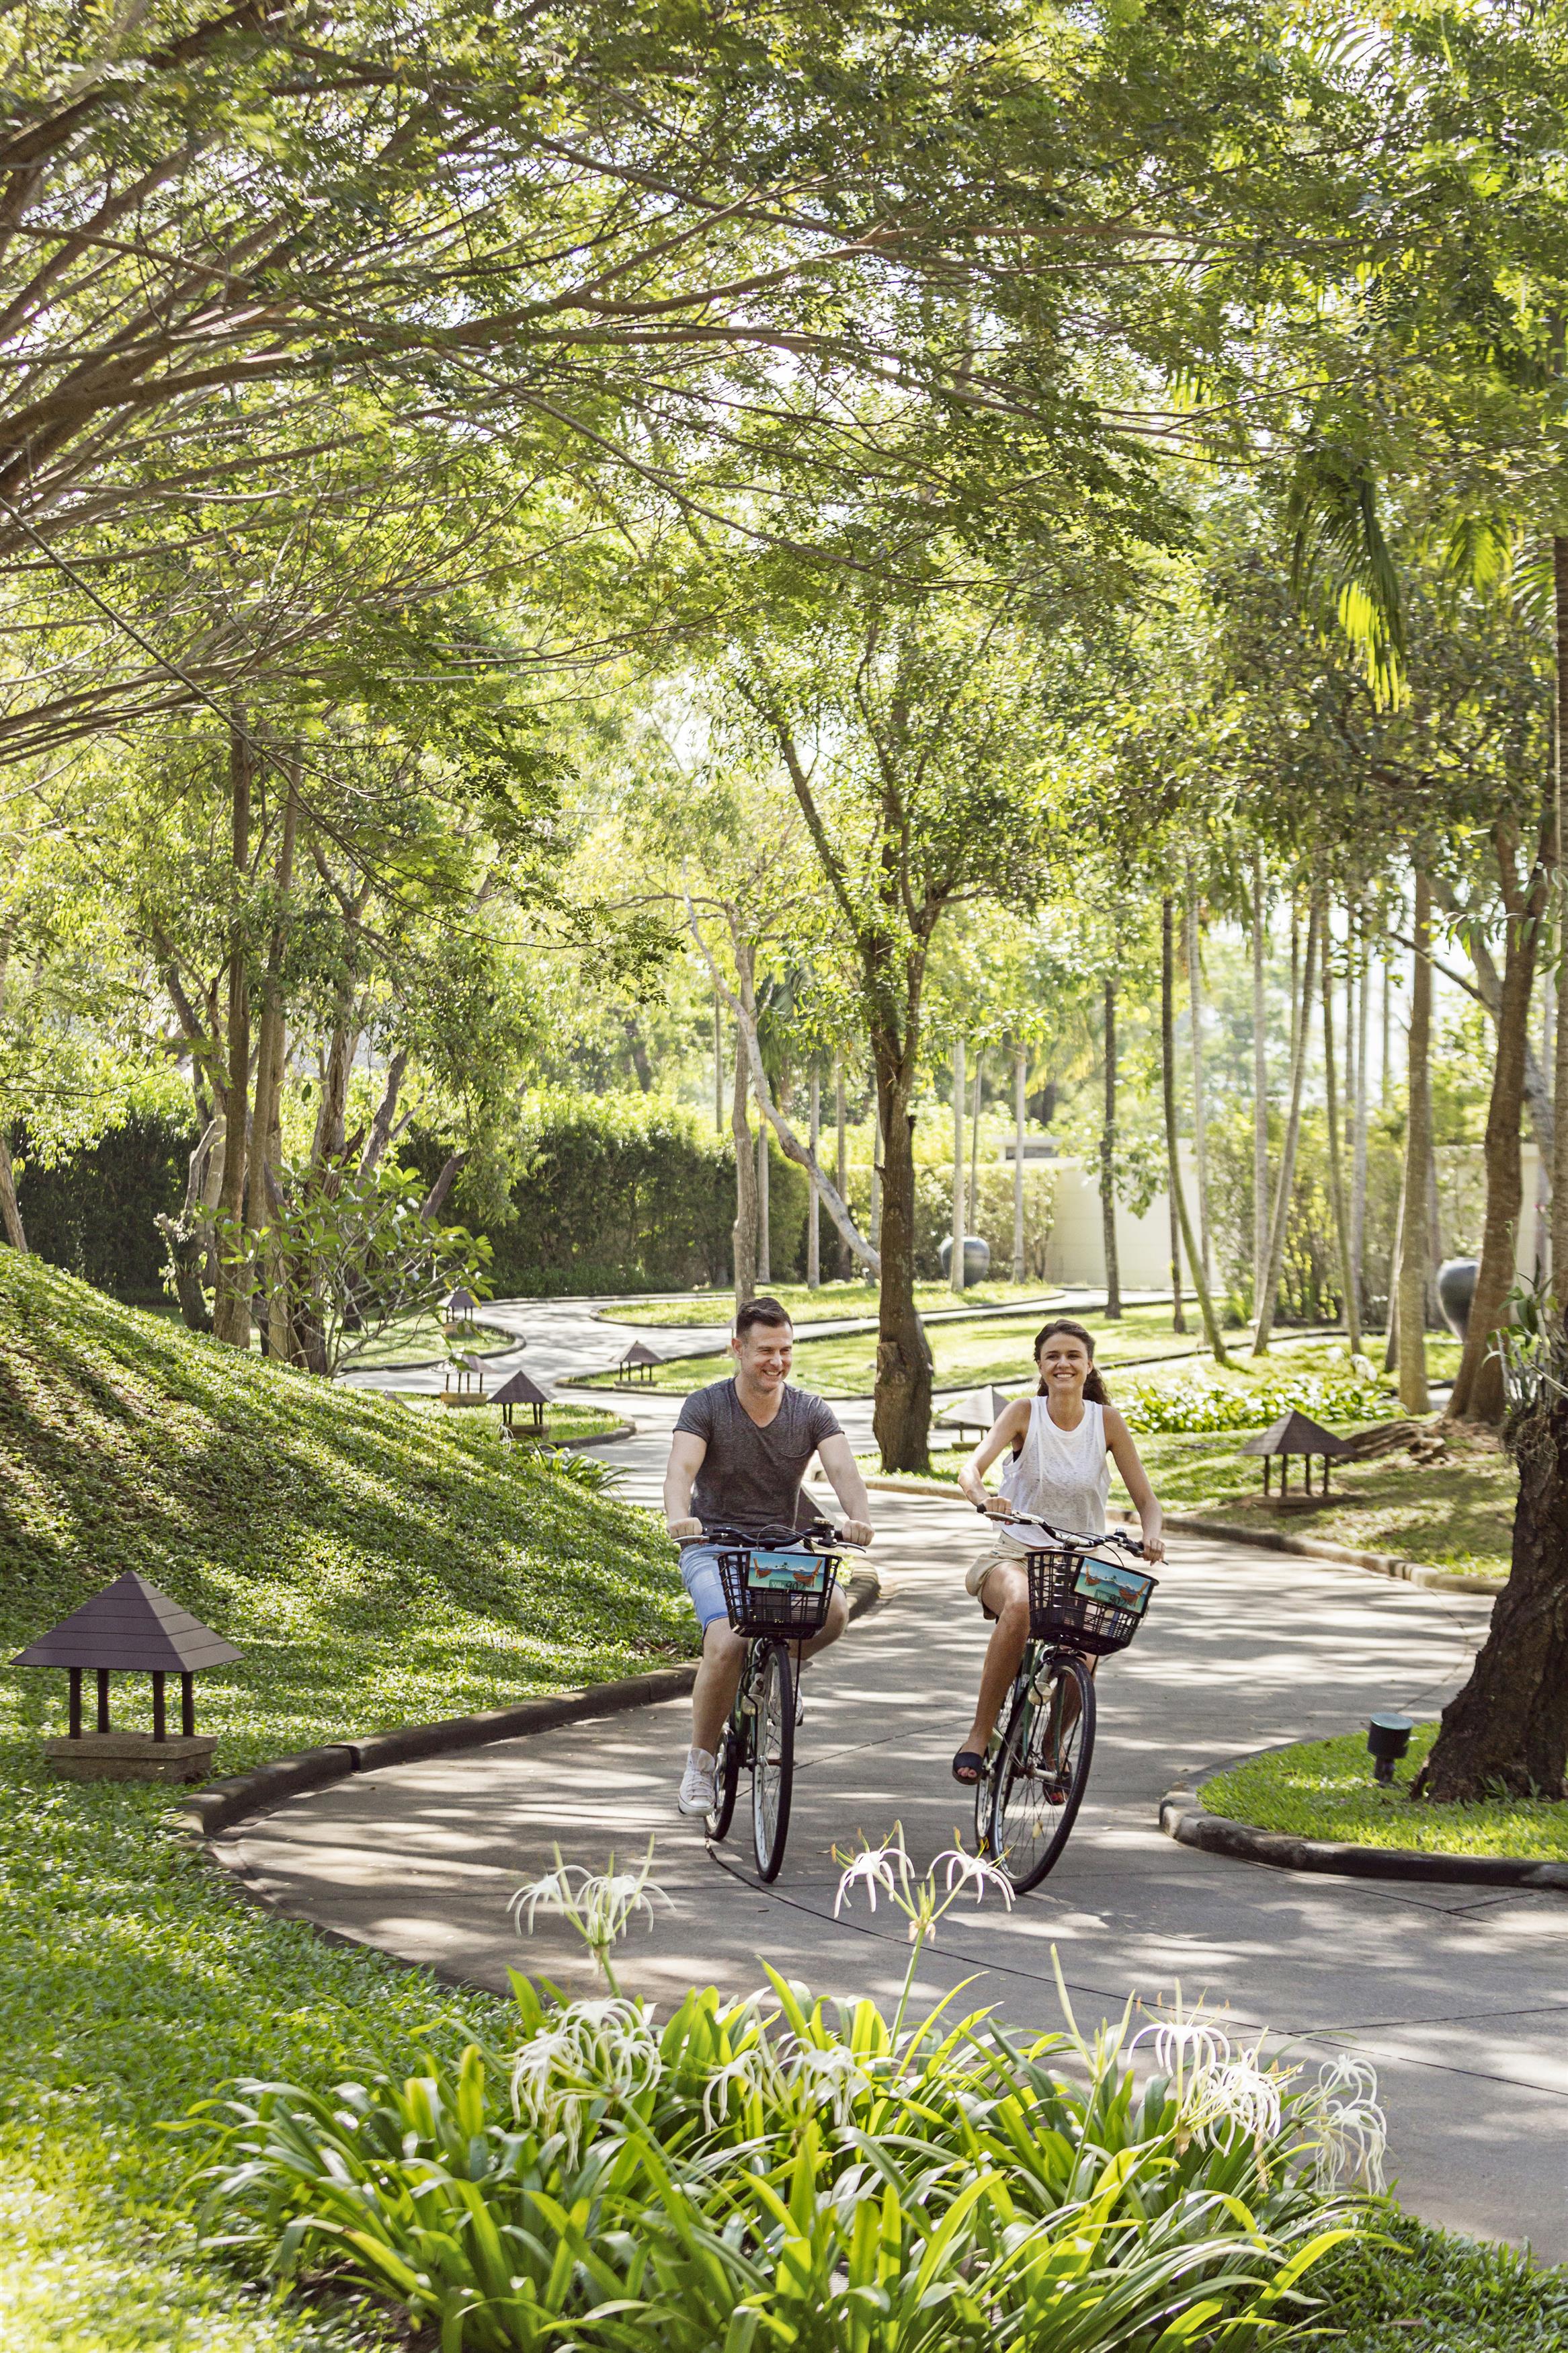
[700,1518,860,1883]
[973,1512,1158,1894]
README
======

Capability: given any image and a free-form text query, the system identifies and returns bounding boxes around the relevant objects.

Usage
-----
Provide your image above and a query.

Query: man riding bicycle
[663,1295,874,1817]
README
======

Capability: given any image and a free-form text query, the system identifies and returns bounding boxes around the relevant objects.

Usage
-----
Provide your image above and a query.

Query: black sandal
[952,1749,985,1785]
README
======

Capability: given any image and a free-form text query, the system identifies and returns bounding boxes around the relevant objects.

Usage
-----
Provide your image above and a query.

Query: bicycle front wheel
[751,1642,795,1882]
[991,1654,1096,1894]
[706,1719,741,1843]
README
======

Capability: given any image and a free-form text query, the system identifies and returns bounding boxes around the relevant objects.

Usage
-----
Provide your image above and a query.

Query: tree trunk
[1162,898,1227,1363]
[251,769,297,1356]
[1449,831,1547,1425]
[1100,980,1121,1318]
[731,1016,757,1311]
[872,1043,932,1471]
[1384,1155,1405,1373]
[1321,910,1362,1353]
[1253,896,1321,1357]
[1380,949,1392,1110]
[969,1048,983,1250]
[1553,539,1568,1303]
[1397,873,1433,1414]
[0,1133,26,1252]
[1186,869,1211,1282]
[212,715,254,1349]
[1013,1045,1027,1285]
[807,1066,821,1287]
[1351,908,1370,1333]
[714,992,725,1133]
[756,1119,770,1283]
[950,1036,966,1294]
[1415,1374,1568,1801]
[1252,846,1269,1322]
[835,1056,849,1279]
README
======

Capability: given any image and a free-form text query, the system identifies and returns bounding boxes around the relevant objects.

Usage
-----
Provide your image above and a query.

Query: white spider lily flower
[508,1840,667,1988]
[1132,2013,1233,2085]
[786,2041,875,2126]
[509,1996,663,2163]
[834,1841,906,1917]
[700,2048,772,2132]
[933,1845,1016,1911]
[1183,2052,1286,2144]
[1307,2055,1387,2193]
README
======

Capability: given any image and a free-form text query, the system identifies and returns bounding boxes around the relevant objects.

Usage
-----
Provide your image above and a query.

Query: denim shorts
[679,1541,734,1632]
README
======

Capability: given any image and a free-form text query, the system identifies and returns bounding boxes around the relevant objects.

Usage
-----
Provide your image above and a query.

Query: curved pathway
[216,1398,1568,2259]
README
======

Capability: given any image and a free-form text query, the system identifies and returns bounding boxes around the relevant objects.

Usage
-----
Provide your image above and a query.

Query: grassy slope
[1202,1725,1568,1861]
[0,1257,694,2350]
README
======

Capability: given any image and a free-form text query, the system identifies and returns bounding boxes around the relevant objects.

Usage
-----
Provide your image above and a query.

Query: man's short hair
[734,1296,792,1341]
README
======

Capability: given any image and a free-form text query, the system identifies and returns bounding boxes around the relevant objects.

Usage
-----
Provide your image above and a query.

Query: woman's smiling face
[1037,1330,1092,1396]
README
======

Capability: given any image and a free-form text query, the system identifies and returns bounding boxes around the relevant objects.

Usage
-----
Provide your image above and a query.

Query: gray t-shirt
[675,1378,843,1538]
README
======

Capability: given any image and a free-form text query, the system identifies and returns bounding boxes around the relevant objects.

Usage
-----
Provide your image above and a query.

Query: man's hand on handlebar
[839,1518,874,1548]
[667,1516,702,1543]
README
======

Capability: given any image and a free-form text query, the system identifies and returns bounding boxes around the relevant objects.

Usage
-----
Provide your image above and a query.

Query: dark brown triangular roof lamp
[1239,1409,1356,1499]
[493,1367,550,1432]
[12,1572,240,1781]
[618,1340,661,1386]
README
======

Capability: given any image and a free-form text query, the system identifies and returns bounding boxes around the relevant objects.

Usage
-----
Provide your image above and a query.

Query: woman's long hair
[1034,1318,1109,1405]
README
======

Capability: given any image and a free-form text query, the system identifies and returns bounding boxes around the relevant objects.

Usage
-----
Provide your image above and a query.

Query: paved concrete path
[336,1290,1137,1398]
[219,1404,1568,2258]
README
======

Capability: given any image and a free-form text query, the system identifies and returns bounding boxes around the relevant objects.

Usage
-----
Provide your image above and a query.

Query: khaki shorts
[965,1530,1030,1608]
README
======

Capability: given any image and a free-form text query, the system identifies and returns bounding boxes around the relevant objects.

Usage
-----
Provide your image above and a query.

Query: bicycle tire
[751,1642,794,1882]
[990,1654,1096,1894]
[706,1718,741,1843]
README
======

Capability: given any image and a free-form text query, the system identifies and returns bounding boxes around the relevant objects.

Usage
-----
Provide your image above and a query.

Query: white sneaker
[677,1748,716,1816]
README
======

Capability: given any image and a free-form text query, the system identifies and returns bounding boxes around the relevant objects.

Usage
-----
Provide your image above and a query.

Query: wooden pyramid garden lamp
[13,1572,240,1782]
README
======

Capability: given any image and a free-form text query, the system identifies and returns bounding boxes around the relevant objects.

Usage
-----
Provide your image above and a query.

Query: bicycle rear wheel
[751,1642,794,1882]
[990,1654,1095,1894]
[706,1718,741,1842]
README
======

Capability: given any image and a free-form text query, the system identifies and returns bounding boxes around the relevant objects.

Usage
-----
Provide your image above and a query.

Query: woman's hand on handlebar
[839,1517,874,1548]
[1142,1530,1166,1565]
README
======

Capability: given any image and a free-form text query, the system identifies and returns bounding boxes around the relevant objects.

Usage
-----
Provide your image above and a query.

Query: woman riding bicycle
[950,1318,1165,1787]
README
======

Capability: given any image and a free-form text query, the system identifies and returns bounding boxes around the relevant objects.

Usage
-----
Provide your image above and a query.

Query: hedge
[422,1092,811,1298]
[15,1111,194,1303]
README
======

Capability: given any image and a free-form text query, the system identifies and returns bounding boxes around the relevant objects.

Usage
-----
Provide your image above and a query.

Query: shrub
[15,1109,195,1302]
[1116,1361,1393,1433]
[410,1094,811,1297]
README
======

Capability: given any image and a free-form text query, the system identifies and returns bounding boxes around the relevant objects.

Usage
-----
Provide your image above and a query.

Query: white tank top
[1011,1396,1110,1535]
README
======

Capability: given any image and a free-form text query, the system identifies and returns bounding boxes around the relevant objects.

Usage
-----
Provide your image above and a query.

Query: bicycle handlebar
[684,1517,870,1554]
[975,1504,1147,1559]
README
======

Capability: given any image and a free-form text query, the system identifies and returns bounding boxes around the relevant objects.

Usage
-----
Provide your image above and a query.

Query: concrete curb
[862,1478,1501,1597]
[1159,1773,1568,1891]
[1158,1513,1500,1596]
[177,1566,882,1841]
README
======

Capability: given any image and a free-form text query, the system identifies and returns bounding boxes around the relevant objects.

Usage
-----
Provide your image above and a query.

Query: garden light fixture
[1367,1713,1414,1784]
[13,1572,239,1782]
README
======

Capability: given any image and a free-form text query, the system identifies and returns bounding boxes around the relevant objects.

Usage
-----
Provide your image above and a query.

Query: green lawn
[338,1302,513,1369]
[596,1279,1068,1327]
[1202,1725,1568,1861]
[0,1256,696,2351]
[587,1300,1234,1396]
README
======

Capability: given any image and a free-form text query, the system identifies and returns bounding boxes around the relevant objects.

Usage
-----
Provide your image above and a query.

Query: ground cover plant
[0,1254,692,2350]
[210,1837,1378,2350]
[1200,1726,1568,1860]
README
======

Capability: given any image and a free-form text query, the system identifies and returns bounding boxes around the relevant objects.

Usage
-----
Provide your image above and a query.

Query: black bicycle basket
[716,1543,840,1638]
[1024,1547,1157,1657]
